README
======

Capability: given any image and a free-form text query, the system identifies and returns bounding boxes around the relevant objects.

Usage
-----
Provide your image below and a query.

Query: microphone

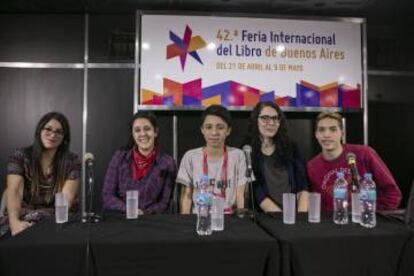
[84,152,94,166]
[346,152,360,192]
[242,145,253,178]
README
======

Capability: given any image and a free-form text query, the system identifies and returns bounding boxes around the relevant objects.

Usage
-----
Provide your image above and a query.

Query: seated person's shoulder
[181,147,203,160]
[307,153,322,166]
[113,149,130,160]
[158,151,176,166]
[227,146,244,156]
[9,147,28,159]
[67,151,80,162]
[347,144,376,157]
[7,147,30,173]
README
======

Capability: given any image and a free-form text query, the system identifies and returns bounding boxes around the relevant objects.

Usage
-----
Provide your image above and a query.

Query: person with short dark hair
[177,105,247,214]
[5,112,80,236]
[244,101,309,212]
[307,112,402,211]
[102,111,176,215]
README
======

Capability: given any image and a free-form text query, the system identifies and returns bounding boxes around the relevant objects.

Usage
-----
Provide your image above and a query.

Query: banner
[139,14,363,109]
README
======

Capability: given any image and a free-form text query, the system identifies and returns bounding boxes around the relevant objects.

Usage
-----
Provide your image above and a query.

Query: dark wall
[0,14,85,192]
[86,69,134,209]
[368,75,414,207]
[0,68,84,189]
[1,12,412,210]
[0,14,84,62]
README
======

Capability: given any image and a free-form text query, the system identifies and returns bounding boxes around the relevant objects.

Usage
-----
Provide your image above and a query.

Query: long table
[257,212,414,276]
[0,218,89,276]
[1,213,414,276]
[0,214,279,276]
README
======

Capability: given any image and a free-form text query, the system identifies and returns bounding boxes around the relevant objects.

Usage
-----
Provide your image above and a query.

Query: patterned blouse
[7,147,81,208]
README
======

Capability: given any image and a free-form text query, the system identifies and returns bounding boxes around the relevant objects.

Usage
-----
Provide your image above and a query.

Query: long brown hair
[30,112,71,204]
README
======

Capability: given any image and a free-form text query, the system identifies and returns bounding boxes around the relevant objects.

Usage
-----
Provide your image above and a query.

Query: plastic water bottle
[196,176,213,235]
[333,172,349,225]
[197,204,212,235]
[360,173,377,228]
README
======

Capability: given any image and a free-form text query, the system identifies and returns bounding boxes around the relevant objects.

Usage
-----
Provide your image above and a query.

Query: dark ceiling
[0,0,413,24]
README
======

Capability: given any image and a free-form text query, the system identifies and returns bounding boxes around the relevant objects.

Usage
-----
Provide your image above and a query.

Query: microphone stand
[237,168,256,224]
[348,157,361,223]
[81,160,101,223]
[247,169,257,224]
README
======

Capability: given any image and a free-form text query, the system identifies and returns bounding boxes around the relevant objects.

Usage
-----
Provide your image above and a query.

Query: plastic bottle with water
[196,176,213,235]
[360,173,377,228]
[333,172,349,224]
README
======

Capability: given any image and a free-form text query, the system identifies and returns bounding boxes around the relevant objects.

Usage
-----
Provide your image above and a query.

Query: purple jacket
[102,149,177,214]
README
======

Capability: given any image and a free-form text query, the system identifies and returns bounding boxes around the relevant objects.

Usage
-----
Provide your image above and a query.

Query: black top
[253,144,309,206]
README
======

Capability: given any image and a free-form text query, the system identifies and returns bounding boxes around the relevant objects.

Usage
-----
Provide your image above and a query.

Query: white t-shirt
[177,146,247,212]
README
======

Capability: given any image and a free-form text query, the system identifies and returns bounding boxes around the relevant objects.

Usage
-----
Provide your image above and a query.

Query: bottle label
[198,205,210,216]
[334,187,347,199]
[195,191,213,207]
[367,190,376,201]
[360,190,376,201]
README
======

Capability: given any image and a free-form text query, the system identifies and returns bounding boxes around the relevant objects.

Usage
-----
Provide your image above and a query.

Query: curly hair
[245,101,293,164]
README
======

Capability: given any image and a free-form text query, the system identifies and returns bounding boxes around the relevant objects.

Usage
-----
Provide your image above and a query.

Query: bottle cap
[364,173,373,180]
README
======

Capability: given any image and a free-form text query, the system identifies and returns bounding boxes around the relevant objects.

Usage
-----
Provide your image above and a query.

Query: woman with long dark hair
[102,111,176,214]
[245,101,308,212]
[6,112,80,235]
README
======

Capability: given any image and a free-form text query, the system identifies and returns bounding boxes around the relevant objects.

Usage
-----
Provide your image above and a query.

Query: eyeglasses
[42,127,64,137]
[258,115,280,124]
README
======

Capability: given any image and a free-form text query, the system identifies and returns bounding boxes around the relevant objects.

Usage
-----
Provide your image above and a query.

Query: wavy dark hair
[245,101,293,164]
[29,112,71,204]
[124,111,159,149]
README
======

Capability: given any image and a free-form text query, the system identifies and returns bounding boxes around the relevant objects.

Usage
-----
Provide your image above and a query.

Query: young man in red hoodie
[307,112,401,211]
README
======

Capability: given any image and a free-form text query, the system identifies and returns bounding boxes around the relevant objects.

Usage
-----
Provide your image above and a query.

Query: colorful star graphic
[167,25,207,71]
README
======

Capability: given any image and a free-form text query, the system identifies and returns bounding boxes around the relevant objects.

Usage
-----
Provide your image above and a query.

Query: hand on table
[10,219,33,236]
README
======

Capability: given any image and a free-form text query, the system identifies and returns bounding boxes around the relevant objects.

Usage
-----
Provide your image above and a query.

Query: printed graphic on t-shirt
[193,179,232,198]
[322,167,351,194]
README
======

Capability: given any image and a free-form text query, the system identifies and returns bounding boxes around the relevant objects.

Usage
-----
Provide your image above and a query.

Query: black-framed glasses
[258,115,280,124]
[42,127,64,137]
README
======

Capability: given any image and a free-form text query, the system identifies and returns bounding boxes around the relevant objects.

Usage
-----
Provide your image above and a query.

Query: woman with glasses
[102,111,176,215]
[177,105,247,214]
[5,112,80,236]
[244,101,308,212]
